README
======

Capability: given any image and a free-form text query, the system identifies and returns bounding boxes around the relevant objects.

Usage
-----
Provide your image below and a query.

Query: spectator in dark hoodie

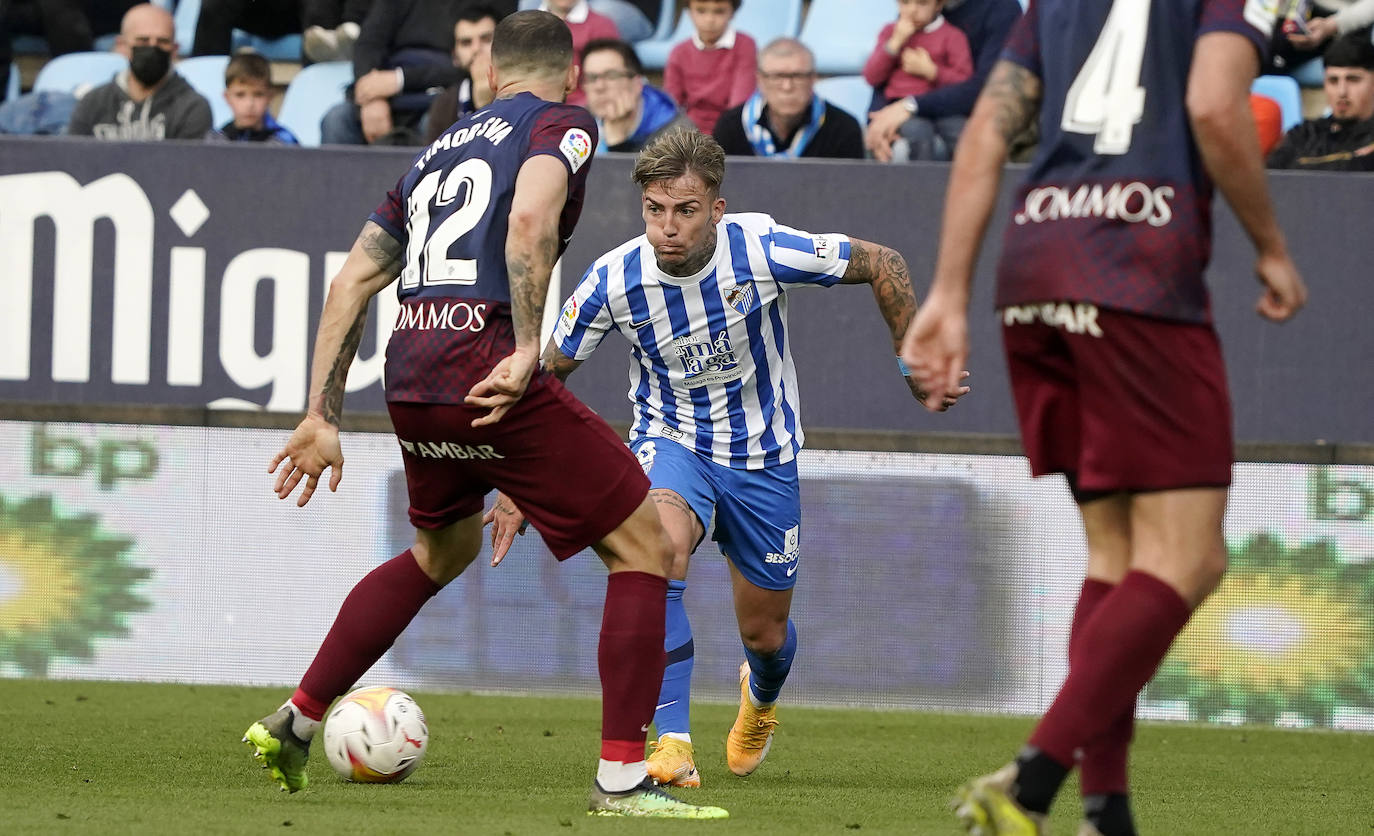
[581,38,692,152]
[207,51,298,143]
[67,3,212,141]
[1268,32,1374,171]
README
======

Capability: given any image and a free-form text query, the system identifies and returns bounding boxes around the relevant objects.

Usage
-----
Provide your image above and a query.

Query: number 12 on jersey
[401,158,494,290]
[1061,0,1150,155]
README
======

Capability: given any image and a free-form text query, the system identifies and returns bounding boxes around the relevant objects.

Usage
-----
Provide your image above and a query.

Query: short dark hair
[1324,32,1374,71]
[491,10,573,77]
[633,129,725,196]
[457,3,502,26]
[225,50,270,87]
[688,0,742,10]
[582,38,642,76]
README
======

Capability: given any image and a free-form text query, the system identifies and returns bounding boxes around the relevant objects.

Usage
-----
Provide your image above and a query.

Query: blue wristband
[896,356,912,377]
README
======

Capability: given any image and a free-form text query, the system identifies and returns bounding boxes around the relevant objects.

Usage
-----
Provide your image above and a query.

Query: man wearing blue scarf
[712,38,863,159]
[583,38,694,152]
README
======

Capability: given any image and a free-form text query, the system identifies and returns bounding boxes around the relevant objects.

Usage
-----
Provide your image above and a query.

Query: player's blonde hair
[631,129,726,195]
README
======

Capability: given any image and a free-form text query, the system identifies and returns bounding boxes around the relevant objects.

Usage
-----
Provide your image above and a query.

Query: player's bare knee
[737,615,787,655]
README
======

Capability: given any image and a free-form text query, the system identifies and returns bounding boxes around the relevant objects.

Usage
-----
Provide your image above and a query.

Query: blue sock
[744,619,798,706]
[653,579,693,736]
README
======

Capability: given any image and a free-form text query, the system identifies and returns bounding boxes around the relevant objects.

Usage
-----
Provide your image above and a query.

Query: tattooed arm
[269,221,402,507]
[539,339,584,383]
[464,155,571,428]
[310,220,404,424]
[839,238,918,353]
[899,60,1040,410]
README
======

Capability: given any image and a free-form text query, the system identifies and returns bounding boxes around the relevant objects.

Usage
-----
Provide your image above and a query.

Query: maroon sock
[1070,578,1134,796]
[292,550,441,720]
[598,570,667,762]
[1030,571,1191,767]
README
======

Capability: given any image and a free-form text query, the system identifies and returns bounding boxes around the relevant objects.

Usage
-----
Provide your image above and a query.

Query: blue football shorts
[630,437,801,591]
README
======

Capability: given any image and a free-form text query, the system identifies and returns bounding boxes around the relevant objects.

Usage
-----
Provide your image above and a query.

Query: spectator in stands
[302,0,372,63]
[664,0,755,133]
[864,0,1021,163]
[420,3,500,145]
[582,38,692,152]
[193,0,302,57]
[0,0,138,96]
[67,3,212,141]
[1272,1,1374,78]
[520,0,654,42]
[320,0,464,145]
[538,0,619,105]
[863,0,973,161]
[1269,33,1374,171]
[712,38,863,160]
[206,51,298,143]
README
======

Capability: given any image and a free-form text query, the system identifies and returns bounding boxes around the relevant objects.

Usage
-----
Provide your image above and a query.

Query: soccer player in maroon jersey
[901,1,1307,834]
[243,10,726,820]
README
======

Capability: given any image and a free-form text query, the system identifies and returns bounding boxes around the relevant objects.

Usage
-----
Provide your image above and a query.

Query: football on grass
[323,686,429,783]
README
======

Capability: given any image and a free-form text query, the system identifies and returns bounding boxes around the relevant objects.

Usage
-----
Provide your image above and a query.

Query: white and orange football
[322,686,429,783]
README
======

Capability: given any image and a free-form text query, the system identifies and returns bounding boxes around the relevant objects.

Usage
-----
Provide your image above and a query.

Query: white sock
[596,759,648,793]
[283,700,320,741]
[663,732,692,745]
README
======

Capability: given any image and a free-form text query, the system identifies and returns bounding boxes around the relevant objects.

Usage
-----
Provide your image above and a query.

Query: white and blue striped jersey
[556,212,851,470]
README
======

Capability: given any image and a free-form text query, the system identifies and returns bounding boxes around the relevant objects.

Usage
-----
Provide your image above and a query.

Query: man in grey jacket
[67,3,212,141]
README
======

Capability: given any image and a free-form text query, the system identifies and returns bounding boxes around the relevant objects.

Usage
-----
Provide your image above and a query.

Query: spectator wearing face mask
[66,3,212,141]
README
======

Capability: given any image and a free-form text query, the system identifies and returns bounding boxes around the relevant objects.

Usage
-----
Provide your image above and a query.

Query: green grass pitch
[2,679,1370,834]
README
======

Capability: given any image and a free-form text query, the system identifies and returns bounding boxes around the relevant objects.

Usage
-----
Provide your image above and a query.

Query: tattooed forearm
[357,221,405,279]
[507,231,558,350]
[319,308,367,425]
[982,60,1042,144]
[841,240,918,344]
[539,341,581,381]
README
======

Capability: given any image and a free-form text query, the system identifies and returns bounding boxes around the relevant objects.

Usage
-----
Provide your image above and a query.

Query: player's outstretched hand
[465,349,538,427]
[1255,250,1307,322]
[269,414,344,507]
[482,492,528,567]
[901,292,970,414]
[905,369,971,411]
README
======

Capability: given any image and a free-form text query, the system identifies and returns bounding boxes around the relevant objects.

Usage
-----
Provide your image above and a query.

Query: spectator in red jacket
[863,0,972,161]
[539,0,618,105]
[664,0,756,133]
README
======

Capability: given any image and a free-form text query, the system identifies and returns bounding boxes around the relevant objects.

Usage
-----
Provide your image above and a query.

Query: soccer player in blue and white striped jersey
[487,129,968,787]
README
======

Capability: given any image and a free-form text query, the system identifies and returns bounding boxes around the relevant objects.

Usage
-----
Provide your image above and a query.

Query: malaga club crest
[724,282,755,316]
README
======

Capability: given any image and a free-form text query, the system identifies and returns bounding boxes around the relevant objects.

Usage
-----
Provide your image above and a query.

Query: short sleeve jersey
[369,92,598,402]
[996,0,1272,323]
[554,213,850,471]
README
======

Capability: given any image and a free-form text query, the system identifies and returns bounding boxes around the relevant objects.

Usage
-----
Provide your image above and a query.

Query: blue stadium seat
[814,75,874,127]
[1252,74,1303,132]
[178,54,231,128]
[5,62,19,102]
[637,0,802,70]
[518,0,655,42]
[799,0,893,76]
[32,51,127,94]
[277,60,352,146]
[174,0,201,53]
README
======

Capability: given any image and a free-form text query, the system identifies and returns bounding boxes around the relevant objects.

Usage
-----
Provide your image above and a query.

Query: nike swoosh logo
[785,564,798,577]
[655,700,677,711]
[628,317,654,329]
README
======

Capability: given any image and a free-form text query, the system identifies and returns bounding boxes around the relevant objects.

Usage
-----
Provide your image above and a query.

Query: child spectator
[862,0,972,160]
[663,0,755,133]
[209,51,298,143]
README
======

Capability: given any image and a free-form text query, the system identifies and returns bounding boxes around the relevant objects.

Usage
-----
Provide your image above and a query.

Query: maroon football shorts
[1000,304,1233,494]
[386,379,649,559]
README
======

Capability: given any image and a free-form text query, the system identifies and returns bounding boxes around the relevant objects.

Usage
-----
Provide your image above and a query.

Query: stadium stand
[5,62,18,101]
[276,59,351,146]
[814,74,874,127]
[637,0,802,70]
[178,54,232,129]
[798,0,892,76]
[1252,74,1304,132]
[32,51,126,94]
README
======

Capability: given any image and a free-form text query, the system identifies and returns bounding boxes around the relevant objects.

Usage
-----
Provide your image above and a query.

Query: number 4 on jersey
[1062,0,1151,155]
